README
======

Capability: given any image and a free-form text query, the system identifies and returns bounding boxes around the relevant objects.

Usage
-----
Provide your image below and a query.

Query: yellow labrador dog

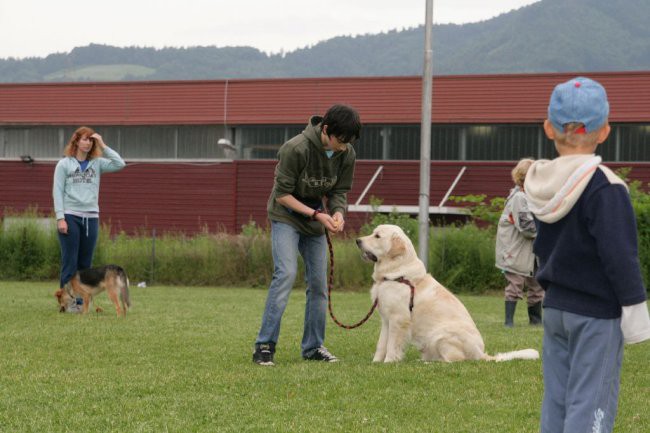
[356,224,539,363]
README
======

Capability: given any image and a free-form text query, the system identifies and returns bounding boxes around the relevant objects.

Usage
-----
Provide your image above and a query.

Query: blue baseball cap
[548,76,609,133]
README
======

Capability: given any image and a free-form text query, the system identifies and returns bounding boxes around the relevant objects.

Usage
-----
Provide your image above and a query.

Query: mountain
[0,0,648,83]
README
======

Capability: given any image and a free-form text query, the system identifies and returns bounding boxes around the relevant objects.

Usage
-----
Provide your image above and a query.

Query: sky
[0,0,540,59]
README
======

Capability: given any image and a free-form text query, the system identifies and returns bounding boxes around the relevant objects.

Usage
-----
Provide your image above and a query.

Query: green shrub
[449,194,504,230]
[626,171,650,286]
[0,217,59,280]
[429,225,501,294]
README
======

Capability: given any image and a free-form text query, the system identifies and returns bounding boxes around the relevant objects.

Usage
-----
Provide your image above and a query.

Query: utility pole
[418,0,434,267]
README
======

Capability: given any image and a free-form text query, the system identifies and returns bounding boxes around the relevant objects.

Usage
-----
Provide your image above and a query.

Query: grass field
[0,282,648,433]
[44,64,156,81]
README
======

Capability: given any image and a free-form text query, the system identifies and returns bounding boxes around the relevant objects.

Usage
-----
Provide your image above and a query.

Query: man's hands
[314,211,345,233]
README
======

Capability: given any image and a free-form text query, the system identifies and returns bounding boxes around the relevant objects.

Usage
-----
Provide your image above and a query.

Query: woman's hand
[91,133,106,150]
[57,219,68,235]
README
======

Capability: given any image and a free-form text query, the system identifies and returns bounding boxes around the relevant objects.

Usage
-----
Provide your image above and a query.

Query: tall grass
[0,214,500,293]
[3,194,649,294]
[0,213,59,280]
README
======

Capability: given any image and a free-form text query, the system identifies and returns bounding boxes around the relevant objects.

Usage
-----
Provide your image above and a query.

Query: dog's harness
[383,276,416,312]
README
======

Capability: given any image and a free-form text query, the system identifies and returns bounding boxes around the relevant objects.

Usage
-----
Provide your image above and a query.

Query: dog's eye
[374,234,380,238]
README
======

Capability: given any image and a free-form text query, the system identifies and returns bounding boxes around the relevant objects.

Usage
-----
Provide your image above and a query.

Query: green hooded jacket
[267,116,356,235]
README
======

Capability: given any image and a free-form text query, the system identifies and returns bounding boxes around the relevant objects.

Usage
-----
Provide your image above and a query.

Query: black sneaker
[303,346,339,362]
[253,343,275,366]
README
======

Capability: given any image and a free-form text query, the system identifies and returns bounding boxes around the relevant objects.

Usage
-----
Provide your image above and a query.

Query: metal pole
[151,227,156,284]
[418,0,434,267]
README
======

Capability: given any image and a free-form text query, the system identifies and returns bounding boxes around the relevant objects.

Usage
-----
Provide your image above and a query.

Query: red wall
[3,160,650,235]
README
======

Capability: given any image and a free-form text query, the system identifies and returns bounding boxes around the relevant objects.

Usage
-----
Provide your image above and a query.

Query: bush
[626,171,650,285]
[0,216,59,280]
[429,225,501,294]
[0,210,502,293]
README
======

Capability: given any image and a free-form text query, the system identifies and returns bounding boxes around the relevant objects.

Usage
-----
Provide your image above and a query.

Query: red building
[1,72,649,234]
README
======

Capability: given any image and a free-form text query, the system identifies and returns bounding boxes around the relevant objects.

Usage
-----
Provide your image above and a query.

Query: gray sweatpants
[540,308,623,433]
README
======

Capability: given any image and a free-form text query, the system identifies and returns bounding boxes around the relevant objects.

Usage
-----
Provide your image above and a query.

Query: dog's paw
[95,306,104,313]
[383,353,403,363]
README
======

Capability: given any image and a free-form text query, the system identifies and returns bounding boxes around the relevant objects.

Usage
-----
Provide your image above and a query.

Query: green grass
[44,64,156,81]
[0,282,648,433]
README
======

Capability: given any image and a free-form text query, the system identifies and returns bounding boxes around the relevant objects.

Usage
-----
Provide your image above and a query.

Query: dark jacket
[267,116,356,236]
[526,155,647,318]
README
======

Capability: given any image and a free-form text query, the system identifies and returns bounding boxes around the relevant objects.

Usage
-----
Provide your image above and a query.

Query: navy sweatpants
[58,214,99,288]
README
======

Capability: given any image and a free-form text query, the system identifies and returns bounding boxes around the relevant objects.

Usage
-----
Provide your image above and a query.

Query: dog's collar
[383,276,416,312]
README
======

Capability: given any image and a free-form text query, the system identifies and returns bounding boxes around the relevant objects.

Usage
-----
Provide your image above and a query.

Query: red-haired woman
[52,127,125,311]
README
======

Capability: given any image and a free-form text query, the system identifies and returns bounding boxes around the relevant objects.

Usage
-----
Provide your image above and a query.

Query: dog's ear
[388,234,407,258]
[54,289,63,300]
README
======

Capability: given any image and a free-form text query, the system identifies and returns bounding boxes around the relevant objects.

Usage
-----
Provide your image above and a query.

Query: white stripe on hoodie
[525,154,625,223]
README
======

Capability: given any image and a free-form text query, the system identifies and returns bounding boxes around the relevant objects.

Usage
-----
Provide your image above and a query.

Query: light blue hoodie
[52,147,126,219]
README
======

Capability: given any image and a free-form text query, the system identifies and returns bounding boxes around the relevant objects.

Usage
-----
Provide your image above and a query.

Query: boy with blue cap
[525,77,650,433]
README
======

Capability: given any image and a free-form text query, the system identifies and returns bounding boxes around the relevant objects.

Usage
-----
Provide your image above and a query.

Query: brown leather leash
[325,229,417,329]
[325,230,378,329]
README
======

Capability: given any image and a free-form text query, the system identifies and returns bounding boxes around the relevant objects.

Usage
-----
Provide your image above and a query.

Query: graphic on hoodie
[301,173,338,189]
[69,167,97,184]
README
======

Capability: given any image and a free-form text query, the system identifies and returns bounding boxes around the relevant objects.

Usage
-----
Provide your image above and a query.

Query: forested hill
[1,0,648,83]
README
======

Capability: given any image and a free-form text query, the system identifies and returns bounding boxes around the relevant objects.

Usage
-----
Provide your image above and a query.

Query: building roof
[1,71,649,126]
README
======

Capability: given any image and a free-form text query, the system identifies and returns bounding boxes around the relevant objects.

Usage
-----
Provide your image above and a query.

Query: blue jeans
[541,308,623,433]
[255,221,329,357]
[58,214,99,287]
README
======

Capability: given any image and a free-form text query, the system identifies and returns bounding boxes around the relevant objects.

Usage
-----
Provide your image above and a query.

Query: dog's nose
[355,239,362,247]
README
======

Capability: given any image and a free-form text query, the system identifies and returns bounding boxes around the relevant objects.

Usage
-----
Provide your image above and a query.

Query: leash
[325,230,378,329]
[325,230,417,328]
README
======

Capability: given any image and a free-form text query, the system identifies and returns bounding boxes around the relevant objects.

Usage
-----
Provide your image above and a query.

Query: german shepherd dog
[55,265,131,316]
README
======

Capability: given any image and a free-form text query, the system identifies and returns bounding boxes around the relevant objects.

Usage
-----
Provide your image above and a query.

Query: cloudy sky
[0,0,540,59]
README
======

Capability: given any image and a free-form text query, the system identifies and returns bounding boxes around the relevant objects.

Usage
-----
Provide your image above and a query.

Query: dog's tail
[115,266,131,315]
[485,348,539,362]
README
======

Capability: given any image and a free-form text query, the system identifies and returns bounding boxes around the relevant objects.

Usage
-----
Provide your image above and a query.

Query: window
[2,123,649,162]
[238,126,302,159]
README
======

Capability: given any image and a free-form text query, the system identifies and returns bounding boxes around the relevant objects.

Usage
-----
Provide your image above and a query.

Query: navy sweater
[533,168,647,318]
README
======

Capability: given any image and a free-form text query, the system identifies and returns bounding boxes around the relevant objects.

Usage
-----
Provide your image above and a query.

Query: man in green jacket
[253,104,361,366]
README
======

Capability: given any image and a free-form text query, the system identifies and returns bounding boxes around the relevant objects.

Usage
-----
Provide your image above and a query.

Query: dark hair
[322,104,361,144]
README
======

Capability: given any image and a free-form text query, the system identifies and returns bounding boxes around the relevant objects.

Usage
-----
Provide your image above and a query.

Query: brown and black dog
[55,265,131,316]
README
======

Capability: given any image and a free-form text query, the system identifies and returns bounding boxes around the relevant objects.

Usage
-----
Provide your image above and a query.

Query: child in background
[495,158,544,327]
[525,77,650,433]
